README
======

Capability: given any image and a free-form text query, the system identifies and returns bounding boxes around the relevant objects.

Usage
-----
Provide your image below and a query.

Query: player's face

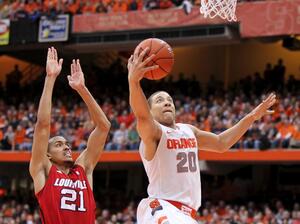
[150,91,175,126]
[48,136,73,164]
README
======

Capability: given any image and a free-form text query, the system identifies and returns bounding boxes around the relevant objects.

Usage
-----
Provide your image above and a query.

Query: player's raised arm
[189,93,277,153]
[29,47,63,193]
[128,48,162,161]
[69,60,110,178]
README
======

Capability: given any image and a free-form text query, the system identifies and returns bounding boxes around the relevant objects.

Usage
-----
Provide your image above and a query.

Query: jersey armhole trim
[35,164,56,197]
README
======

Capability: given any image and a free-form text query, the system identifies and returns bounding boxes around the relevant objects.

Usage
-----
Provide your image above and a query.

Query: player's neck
[54,162,74,174]
[161,122,176,129]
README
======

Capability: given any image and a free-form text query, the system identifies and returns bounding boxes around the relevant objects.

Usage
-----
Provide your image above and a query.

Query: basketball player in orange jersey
[29,47,110,224]
[127,47,276,224]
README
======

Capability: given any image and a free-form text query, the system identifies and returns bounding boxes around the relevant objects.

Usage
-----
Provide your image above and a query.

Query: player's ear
[47,152,52,160]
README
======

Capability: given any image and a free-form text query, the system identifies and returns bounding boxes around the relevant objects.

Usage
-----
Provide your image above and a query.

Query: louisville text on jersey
[53,178,87,190]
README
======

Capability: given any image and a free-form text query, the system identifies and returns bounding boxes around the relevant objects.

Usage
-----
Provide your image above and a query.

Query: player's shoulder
[177,123,199,136]
[176,123,194,130]
[72,164,86,174]
[47,164,57,175]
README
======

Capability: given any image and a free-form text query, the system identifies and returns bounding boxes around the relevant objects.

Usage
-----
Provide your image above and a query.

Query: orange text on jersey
[166,138,197,150]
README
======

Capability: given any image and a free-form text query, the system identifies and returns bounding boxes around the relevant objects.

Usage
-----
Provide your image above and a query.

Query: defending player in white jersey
[127,47,276,224]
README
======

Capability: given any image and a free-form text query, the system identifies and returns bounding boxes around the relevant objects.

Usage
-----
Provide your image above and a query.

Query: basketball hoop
[200,0,237,22]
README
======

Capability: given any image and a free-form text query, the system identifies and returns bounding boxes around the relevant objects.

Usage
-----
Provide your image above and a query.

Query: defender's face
[150,92,176,126]
[48,136,73,164]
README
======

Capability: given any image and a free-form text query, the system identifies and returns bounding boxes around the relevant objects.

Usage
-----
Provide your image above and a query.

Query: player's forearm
[77,86,110,131]
[218,114,255,151]
[129,79,152,120]
[36,76,56,125]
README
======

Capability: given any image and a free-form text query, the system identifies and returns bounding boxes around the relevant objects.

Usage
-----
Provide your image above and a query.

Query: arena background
[0,0,299,223]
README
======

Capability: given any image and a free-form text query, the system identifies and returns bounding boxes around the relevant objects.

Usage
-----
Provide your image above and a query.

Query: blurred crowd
[0,0,193,20]
[0,0,275,20]
[0,199,137,224]
[1,198,300,224]
[0,57,299,151]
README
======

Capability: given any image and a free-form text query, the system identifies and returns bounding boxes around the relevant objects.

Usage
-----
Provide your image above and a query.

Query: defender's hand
[250,93,277,121]
[68,59,85,91]
[46,47,63,78]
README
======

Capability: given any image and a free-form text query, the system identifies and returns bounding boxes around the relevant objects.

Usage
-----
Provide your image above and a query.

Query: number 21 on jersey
[60,189,86,212]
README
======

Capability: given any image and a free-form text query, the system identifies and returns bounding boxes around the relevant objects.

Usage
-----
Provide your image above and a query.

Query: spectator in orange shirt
[203,115,212,132]
[0,115,7,128]
[14,124,26,150]
[74,122,88,150]
[112,0,128,13]
[0,128,3,148]
[82,0,97,14]
[198,208,213,223]
[64,0,79,14]
[273,116,295,148]
[290,118,300,148]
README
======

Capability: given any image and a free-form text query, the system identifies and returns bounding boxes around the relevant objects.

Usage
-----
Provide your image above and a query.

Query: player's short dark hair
[48,137,55,152]
[147,91,165,108]
[48,136,64,152]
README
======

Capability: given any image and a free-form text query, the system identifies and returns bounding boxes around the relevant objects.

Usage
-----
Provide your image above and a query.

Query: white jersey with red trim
[139,123,201,210]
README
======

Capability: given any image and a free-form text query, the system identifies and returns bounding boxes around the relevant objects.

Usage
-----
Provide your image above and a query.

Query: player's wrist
[245,113,256,122]
[128,75,141,84]
[45,75,57,84]
[46,72,58,78]
[76,85,88,94]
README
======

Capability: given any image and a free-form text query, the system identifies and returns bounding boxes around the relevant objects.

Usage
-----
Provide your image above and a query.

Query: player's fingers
[266,110,274,115]
[268,98,276,107]
[128,55,133,70]
[47,48,51,60]
[76,59,82,72]
[128,55,133,63]
[53,47,58,61]
[59,59,63,67]
[71,61,75,75]
[263,94,272,103]
[72,59,77,72]
[141,54,155,67]
[265,94,276,106]
[51,47,55,60]
[143,65,159,73]
[133,47,140,62]
[49,47,52,60]
[267,93,276,102]
[49,47,54,60]
[138,47,149,62]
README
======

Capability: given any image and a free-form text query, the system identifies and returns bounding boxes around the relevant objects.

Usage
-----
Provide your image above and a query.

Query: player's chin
[64,157,73,162]
[161,115,175,125]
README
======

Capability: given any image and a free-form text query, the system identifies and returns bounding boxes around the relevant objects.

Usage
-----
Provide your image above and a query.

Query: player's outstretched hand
[127,47,159,82]
[68,59,85,91]
[250,93,277,121]
[46,47,63,78]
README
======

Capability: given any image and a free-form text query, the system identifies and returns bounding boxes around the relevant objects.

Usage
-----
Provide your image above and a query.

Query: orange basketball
[134,38,174,80]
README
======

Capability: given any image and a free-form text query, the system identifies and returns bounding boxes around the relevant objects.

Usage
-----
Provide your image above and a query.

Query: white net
[200,0,237,22]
